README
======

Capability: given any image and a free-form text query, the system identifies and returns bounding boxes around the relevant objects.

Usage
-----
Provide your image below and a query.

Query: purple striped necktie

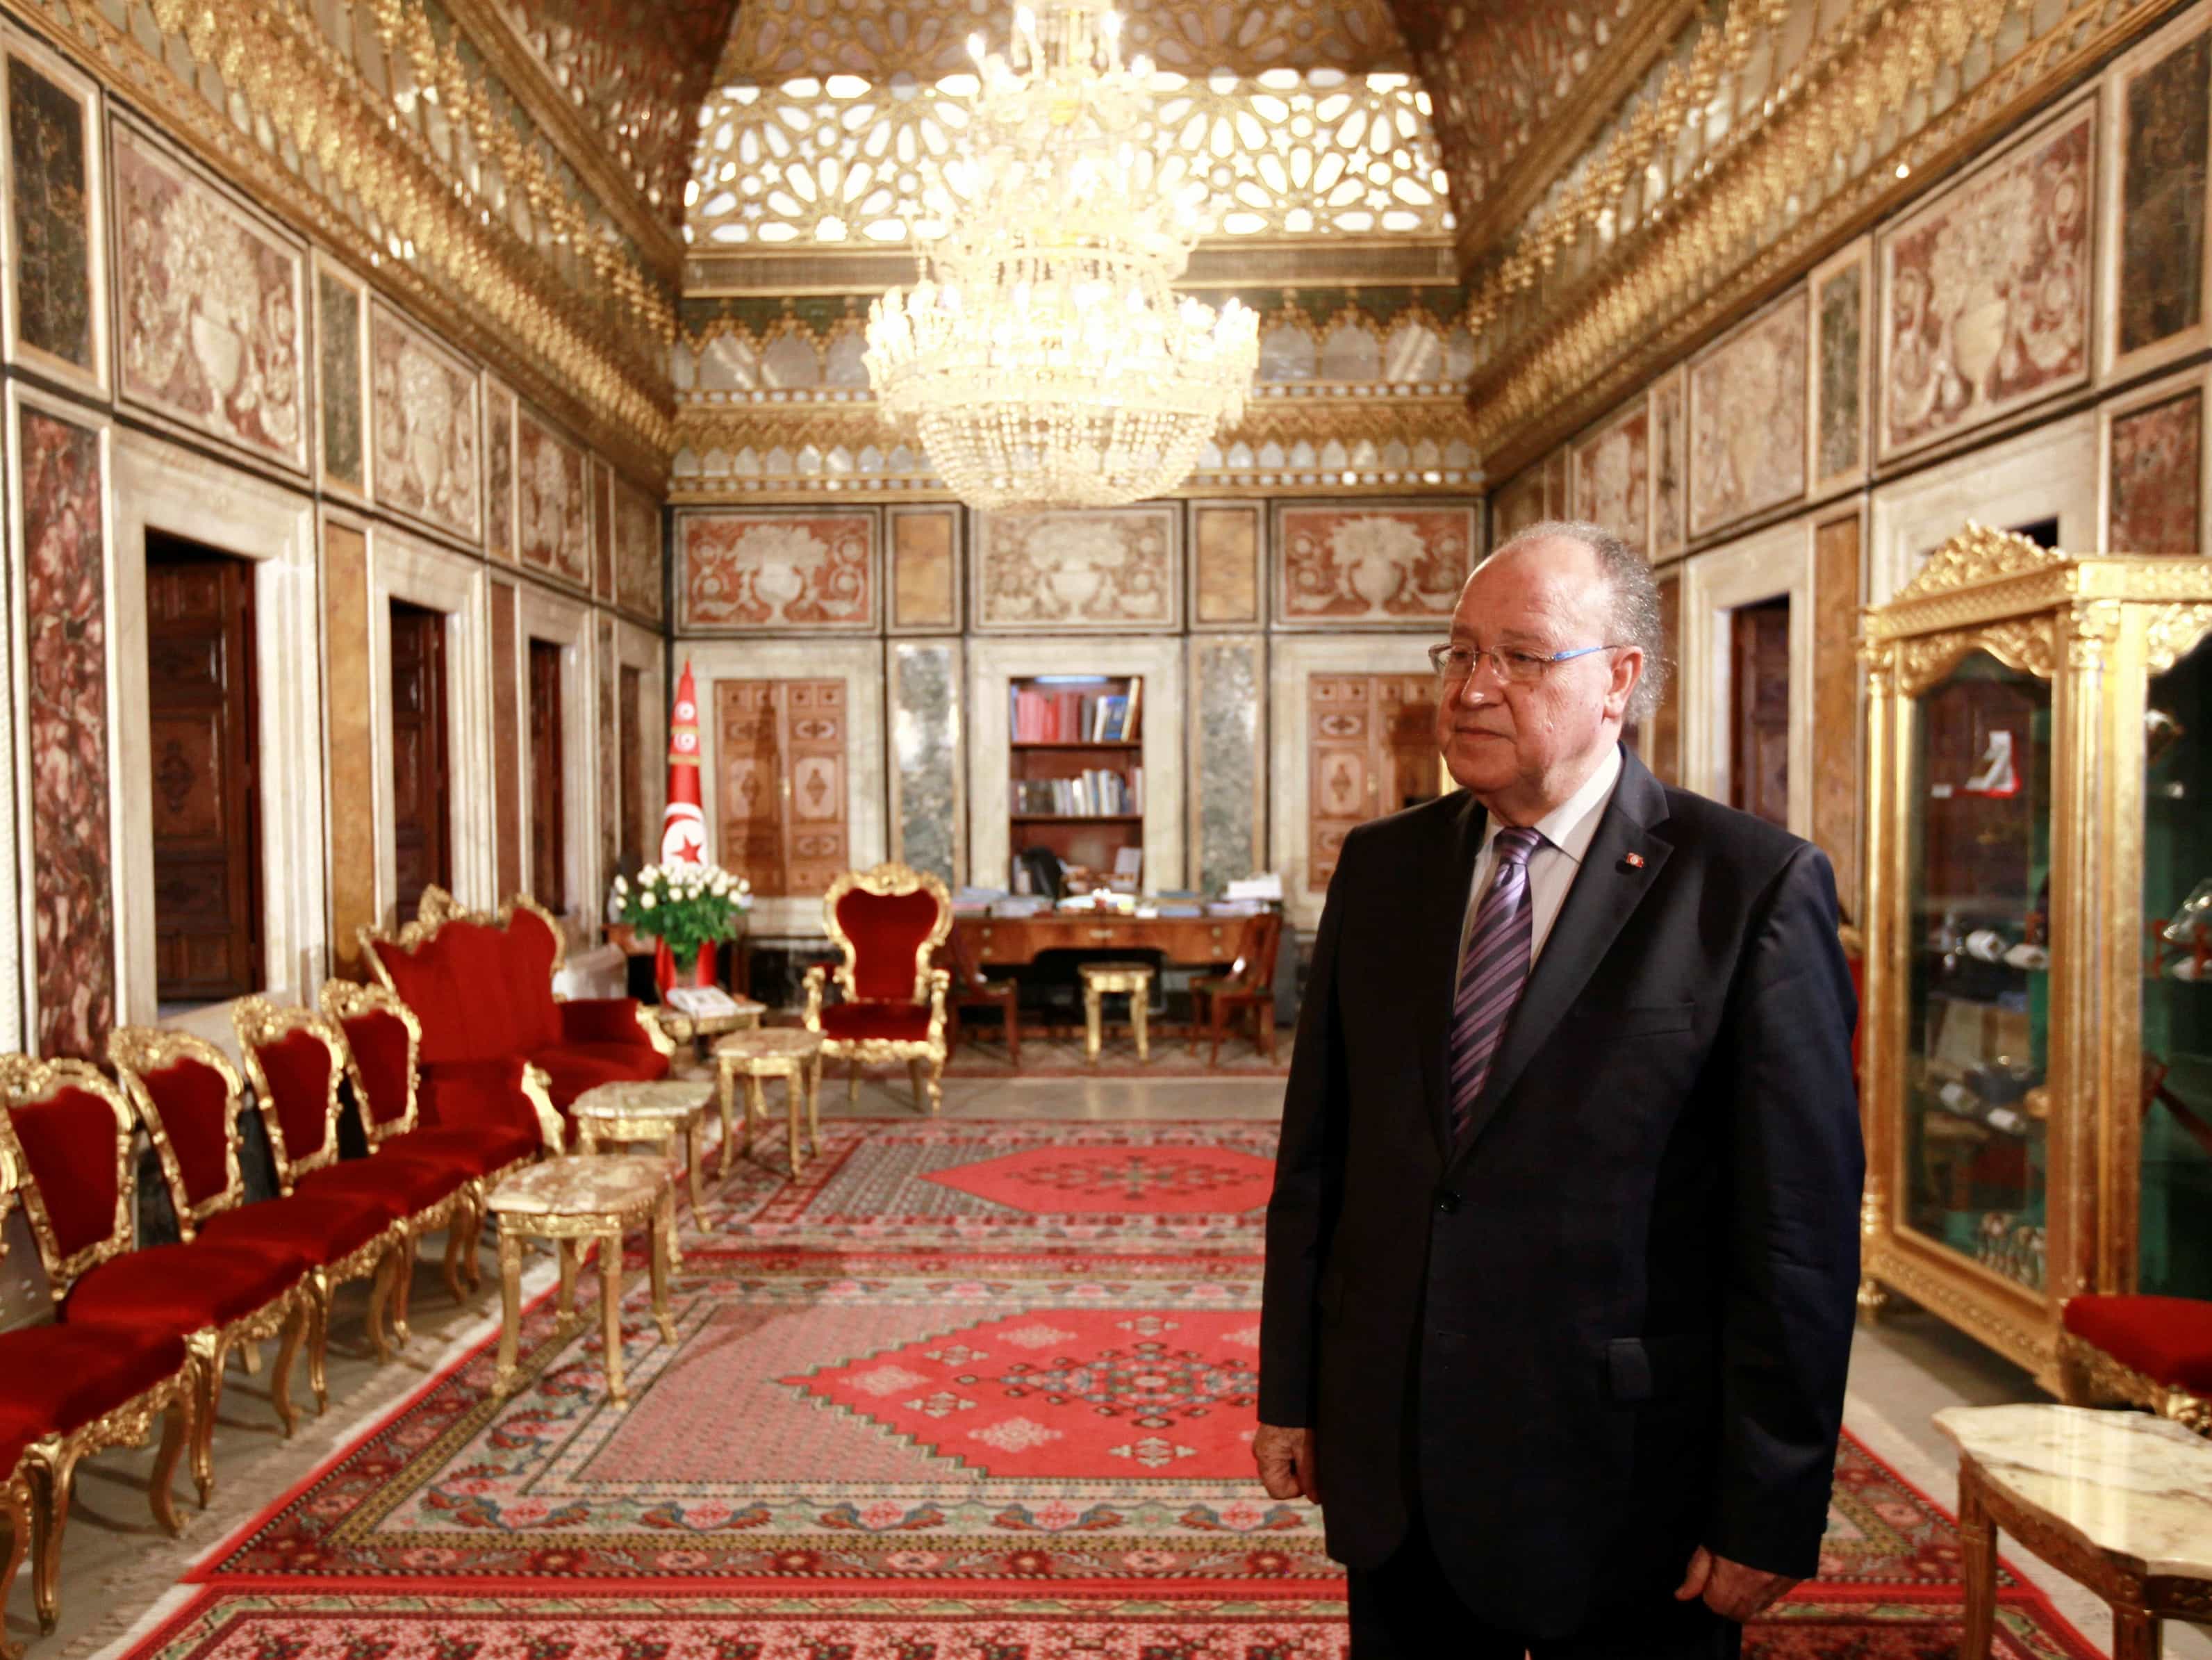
[1448,825,1544,1139]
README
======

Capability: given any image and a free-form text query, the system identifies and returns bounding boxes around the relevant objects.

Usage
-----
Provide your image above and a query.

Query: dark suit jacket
[1258,746,1863,1638]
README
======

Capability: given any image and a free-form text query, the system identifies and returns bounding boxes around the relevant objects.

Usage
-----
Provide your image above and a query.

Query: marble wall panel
[614,475,661,623]
[2109,388,2204,553]
[1494,467,1546,541]
[597,614,618,889]
[486,383,515,561]
[19,404,112,1058]
[1650,571,1681,786]
[1274,502,1474,626]
[1543,451,1569,516]
[316,268,364,495]
[679,509,877,632]
[370,303,479,543]
[890,506,959,631]
[1811,513,1862,917]
[1880,101,2094,459]
[891,641,959,884]
[1573,399,1650,554]
[592,460,615,602]
[1813,243,1870,492]
[1193,636,1264,898]
[1691,289,1808,539]
[2116,25,2209,366]
[3,39,102,393]
[1650,368,1687,559]
[111,121,306,471]
[322,521,374,978]
[1192,503,1262,627]
[515,406,591,587]
[974,507,1180,631]
[490,580,521,896]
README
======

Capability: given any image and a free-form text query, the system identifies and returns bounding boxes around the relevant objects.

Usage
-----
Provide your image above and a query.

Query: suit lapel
[1446,748,1674,1166]
[1414,790,1487,1162]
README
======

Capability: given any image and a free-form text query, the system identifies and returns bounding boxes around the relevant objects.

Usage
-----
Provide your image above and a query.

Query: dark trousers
[1347,1520,1744,1660]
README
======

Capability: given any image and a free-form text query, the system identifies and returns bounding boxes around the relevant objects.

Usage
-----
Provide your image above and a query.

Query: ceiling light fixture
[863,0,1258,511]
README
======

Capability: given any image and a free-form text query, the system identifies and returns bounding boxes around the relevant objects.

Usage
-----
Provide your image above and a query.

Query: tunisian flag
[654,661,709,989]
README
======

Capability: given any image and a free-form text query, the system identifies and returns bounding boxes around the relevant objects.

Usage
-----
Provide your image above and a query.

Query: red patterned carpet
[104,1121,2098,1660]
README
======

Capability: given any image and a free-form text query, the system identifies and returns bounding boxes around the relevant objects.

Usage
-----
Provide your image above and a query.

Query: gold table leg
[494,1231,525,1399]
[787,1070,804,1174]
[556,1239,582,1333]
[1956,1461,1997,1660]
[809,1056,822,1154]
[650,1188,678,1343]
[717,1064,739,1176]
[684,1116,706,1216]
[1132,983,1150,1060]
[600,1228,627,1408]
[1084,985,1103,1062]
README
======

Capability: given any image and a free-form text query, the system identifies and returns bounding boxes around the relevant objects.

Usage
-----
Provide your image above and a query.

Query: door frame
[109,425,325,1028]
[1681,516,1815,839]
[515,584,596,938]
[369,529,493,928]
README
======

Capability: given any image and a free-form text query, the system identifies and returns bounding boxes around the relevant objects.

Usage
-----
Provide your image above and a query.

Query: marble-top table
[1935,1404,2212,1658]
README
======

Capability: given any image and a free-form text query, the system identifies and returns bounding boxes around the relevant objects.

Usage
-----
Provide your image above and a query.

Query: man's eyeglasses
[1427,642,1623,684]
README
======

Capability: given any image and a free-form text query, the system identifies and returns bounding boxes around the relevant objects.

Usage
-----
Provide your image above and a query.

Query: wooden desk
[955,914,1246,968]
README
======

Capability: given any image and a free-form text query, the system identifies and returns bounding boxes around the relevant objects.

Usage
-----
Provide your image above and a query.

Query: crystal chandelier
[862,0,1260,512]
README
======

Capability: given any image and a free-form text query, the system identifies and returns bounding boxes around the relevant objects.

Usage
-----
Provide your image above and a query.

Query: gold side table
[715,1028,823,1175]
[1079,962,1155,1062]
[654,997,766,1059]
[572,1078,717,1225]
[487,1154,677,1410]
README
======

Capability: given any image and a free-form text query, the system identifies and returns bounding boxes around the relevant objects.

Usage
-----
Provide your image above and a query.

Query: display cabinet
[1860,525,2212,1386]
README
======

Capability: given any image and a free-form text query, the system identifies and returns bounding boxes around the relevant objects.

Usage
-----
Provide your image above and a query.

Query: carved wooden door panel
[147,545,261,1000]
[1730,598,1790,829]
[529,639,567,910]
[619,663,643,872]
[1307,673,1441,891]
[388,600,452,923]
[715,678,849,897]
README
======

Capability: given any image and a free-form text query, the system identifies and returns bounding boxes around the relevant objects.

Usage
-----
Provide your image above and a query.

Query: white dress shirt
[1458,743,1624,973]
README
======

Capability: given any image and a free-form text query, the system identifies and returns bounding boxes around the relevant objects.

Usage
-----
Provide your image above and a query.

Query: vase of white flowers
[612,862,751,985]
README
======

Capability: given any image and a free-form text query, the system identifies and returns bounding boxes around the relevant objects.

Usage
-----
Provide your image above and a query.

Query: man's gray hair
[1483,519,1669,728]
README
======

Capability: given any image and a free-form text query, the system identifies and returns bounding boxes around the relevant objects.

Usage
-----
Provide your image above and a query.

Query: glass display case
[1860,526,2212,1386]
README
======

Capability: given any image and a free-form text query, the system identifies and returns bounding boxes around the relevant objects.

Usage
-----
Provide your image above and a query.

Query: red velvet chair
[803,863,952,1114]
[319,980,554,1223]
[1,1049,301,1513]
[1187,910,1285,1067]
[2058,1295,2212,1434]
[943,924,1021,1068]
[231,999,483,1353]
[0,1071,195,1641]
[363,887,673,1133]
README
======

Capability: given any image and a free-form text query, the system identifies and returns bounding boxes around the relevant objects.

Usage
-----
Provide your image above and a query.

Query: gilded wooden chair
[803,863,953,1113]
[2058,1296,2212,1435]
[3,1048,283,1516]
[944,923,1021,1068]
[1187,910,1285,1066]
[0,1078,195,1641]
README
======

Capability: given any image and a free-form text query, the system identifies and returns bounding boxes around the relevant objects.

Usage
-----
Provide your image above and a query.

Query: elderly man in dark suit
[1255,523,1863,1658]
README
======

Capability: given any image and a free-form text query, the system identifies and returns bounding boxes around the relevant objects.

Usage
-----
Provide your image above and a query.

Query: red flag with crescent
[660,659,707,869]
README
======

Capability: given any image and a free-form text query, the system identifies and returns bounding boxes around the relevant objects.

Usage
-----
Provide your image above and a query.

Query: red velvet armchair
[1187,910,1284,1066]
[0,1068,195,1643]
[2058,1295,2212,1434]
[363,887,673,1133]
[803,863,952,1114]
[1,1049,303,1513]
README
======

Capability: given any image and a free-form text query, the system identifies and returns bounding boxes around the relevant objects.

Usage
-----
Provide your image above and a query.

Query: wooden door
[716,677,848,897]
[529,639,567,910]
[388,600,452,923]
[147,540,261,1001]
[1730,598,1791,828]
[1307,673,1441,891]
[620,663,644,872]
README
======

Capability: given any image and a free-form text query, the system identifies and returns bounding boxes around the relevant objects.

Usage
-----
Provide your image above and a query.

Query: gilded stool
[486,1154,677,1410]
[572,1079,718,1226]
[1080,962,1155,1062]
[715,1028,823,1175]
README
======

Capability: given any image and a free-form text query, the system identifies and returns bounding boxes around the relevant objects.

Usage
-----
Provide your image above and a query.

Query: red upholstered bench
[2058,1295,2212,1434]
[363,887,673,1137]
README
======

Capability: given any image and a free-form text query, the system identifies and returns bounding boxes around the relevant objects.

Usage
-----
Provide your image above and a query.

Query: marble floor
[11,1069,2206,1660]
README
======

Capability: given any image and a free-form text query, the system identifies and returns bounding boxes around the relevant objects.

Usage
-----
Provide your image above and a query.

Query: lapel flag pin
[1624,852,1646,869]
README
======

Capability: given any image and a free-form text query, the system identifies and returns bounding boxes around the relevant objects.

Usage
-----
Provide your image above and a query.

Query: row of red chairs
[0,983,556,1651]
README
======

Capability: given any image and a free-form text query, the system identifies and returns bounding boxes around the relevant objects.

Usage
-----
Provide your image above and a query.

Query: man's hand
[1253,1423,1321,1502]
[1673,1547,1797,1622]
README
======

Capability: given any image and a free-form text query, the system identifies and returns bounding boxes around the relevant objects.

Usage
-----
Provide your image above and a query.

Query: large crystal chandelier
[862,0,1260,512]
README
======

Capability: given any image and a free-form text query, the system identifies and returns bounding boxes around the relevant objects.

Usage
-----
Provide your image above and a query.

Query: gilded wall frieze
[12,0,672,477]
[1466,0,2174,478]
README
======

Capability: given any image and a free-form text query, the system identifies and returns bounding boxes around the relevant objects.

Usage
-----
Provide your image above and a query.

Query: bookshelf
[1009,673,1144,885]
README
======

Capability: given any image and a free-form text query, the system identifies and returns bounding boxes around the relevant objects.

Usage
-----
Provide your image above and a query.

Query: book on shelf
[1013,769,1139,816]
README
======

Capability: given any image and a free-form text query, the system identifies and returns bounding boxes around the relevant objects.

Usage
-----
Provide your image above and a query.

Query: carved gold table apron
[571,1079,718,1228]
[714,1028,823,1176]
[1936,1404,2212,1659]
[486,1154,677,1410]
[654,998,765,1058]
[1078,962,1155,1062]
